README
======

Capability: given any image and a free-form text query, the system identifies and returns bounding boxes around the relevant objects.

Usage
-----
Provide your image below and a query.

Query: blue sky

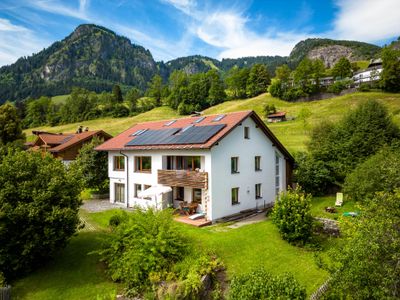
[0,0,399,66]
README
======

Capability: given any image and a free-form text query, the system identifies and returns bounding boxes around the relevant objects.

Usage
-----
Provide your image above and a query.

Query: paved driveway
[81,200,131,212]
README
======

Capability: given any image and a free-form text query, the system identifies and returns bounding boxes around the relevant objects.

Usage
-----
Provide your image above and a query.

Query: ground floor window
[192,188,202,203]
[173,186,184,200]
[134,183,142,198]
[114,183,125,203]
[143,184,152,200]
[255,183,262,199]
[275,152,281,196]
[231,187,239,205]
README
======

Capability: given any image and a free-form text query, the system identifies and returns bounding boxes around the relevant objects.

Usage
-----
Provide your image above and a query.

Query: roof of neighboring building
[267,111,286,118]
[30,130,112,153]
[95,110,294,162]
[49,130,112,153]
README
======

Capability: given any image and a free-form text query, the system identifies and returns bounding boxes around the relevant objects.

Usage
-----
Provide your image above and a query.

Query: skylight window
[131,129,148,136]
[194,116,205,124]
[181,125,194,133]
[212,114,226,122]
[164,120,176,126]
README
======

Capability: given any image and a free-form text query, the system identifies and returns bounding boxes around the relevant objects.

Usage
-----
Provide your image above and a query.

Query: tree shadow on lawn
[12,231,120,300]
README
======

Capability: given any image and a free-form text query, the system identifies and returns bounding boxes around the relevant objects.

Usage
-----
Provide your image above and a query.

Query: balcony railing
[157,169,208,189]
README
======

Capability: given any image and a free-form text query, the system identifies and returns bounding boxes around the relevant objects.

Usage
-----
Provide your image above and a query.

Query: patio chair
[335,193,343,207]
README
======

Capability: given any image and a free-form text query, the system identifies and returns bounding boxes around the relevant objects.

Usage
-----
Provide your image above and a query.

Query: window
[255,183,262,199]
[114,183,125,203]
[213,114,225,122]
[231,157,239,174]
[231,187,239,205]
[194,116,205,123]
[113,156,125,171]
[275,152,281,195]
[143,184,151,200]
[192,188,202,203]
[255,156,261,171]
[174,187,184,200]
[135,156,152,172]
[164,120,176,126]
[244,126,250,139]
[175,156,201,170]
[134,184,142,198]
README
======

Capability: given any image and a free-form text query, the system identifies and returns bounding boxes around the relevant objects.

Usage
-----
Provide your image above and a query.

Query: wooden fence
[0,286,11,300]
[310,278,331,300]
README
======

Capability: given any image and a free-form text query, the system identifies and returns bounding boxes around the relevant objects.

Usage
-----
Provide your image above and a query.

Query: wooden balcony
[157,169,208,189]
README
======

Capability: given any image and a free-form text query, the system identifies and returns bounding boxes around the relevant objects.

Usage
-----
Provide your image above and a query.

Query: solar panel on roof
[181,125,194,132]
[124,124,226,146]
[212,114,225,122]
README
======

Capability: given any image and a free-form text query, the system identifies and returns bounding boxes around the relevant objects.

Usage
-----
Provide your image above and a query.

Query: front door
[115,183,125,203]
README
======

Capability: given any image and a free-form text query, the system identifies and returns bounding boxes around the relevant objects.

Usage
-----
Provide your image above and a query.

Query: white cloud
[28,0,91,21]
[161,0,195,14]
[333,0,400,41]
[0,18,50,66]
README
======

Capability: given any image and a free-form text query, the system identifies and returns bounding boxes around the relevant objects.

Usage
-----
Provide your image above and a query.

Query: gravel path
[81,199,131,212]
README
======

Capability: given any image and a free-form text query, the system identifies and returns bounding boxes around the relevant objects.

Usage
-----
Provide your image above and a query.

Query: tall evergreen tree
[246,64,271,97]
[332,57,352,79]
[112,84,123,103]
[0,103,26,146]
[206,69,226,106]
[380,47,400,92]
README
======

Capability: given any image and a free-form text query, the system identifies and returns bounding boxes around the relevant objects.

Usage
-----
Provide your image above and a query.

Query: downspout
[120,150,129,208]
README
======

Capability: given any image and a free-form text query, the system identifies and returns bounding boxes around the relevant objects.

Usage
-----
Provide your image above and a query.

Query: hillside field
[26,92,400,153]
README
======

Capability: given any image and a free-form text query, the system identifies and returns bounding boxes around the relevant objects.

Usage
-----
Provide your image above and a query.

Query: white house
[96,110,294,222]
[353,58,383,85]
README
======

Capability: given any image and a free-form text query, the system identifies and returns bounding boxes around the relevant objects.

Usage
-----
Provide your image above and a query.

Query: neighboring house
[96,110,294,222]
[27,128,112,164]
[267,111,287,123]
[353,58,383,85]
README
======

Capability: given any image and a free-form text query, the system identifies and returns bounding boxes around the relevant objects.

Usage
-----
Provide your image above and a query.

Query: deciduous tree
[0,103,25,146]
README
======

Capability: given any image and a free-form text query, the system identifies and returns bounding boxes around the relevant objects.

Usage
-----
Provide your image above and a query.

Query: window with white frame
[231,187,239,205]
[255,183,262,199]
[114,183,125,203]
[275,152,281,196]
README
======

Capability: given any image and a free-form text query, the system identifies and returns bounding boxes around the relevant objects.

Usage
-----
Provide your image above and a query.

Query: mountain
[0,24,384,103]
[289,38,381,67]
[0,24,158,102]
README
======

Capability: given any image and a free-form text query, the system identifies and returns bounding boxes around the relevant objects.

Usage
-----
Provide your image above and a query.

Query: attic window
[193,116,206,124]
[164,120,176,126]
[212,114,225,122]
[131,129,147,136]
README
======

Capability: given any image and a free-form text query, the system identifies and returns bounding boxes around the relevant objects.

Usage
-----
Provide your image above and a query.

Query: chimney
[76,125,83,134]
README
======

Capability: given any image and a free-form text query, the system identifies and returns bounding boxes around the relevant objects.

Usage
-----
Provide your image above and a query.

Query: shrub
[0,150,82,280]
[324,191,400,299]
[99,208,189,296]
[229,268,306,300]
[268,80,283,98]
[271,187,313,244]
[294,152,335,196]
[344,148,400,202]
[358,83,371,92]
[111,103,130,117]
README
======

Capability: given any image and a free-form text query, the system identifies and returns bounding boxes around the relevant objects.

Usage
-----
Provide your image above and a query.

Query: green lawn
[311,196,358,220]
[12,230,120,300]
[51,94,70,104]
[87,210,329,295]
[12,207,334,298]
[26,92,400,153]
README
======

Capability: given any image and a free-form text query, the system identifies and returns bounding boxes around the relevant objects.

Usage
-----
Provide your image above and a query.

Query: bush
[271,187,313,244]
[229,268,306,300]
[0,150,82,280]
[294,152,335,196]
[111,103,130,117]
[358,83,371,92]
[344,148,400,202]
[268,80,283,98]
[99,208,189,296]
[327,79,352,94]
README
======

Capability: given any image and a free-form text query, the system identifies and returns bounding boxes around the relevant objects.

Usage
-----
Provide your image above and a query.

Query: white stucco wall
[108,149,212,214]
[209,116,286,220]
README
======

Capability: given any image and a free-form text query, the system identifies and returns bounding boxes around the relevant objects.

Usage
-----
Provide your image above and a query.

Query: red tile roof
[267,111,286,118]
[95,110,294,162]
[49,130,112,153]
[38,133,73,145]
